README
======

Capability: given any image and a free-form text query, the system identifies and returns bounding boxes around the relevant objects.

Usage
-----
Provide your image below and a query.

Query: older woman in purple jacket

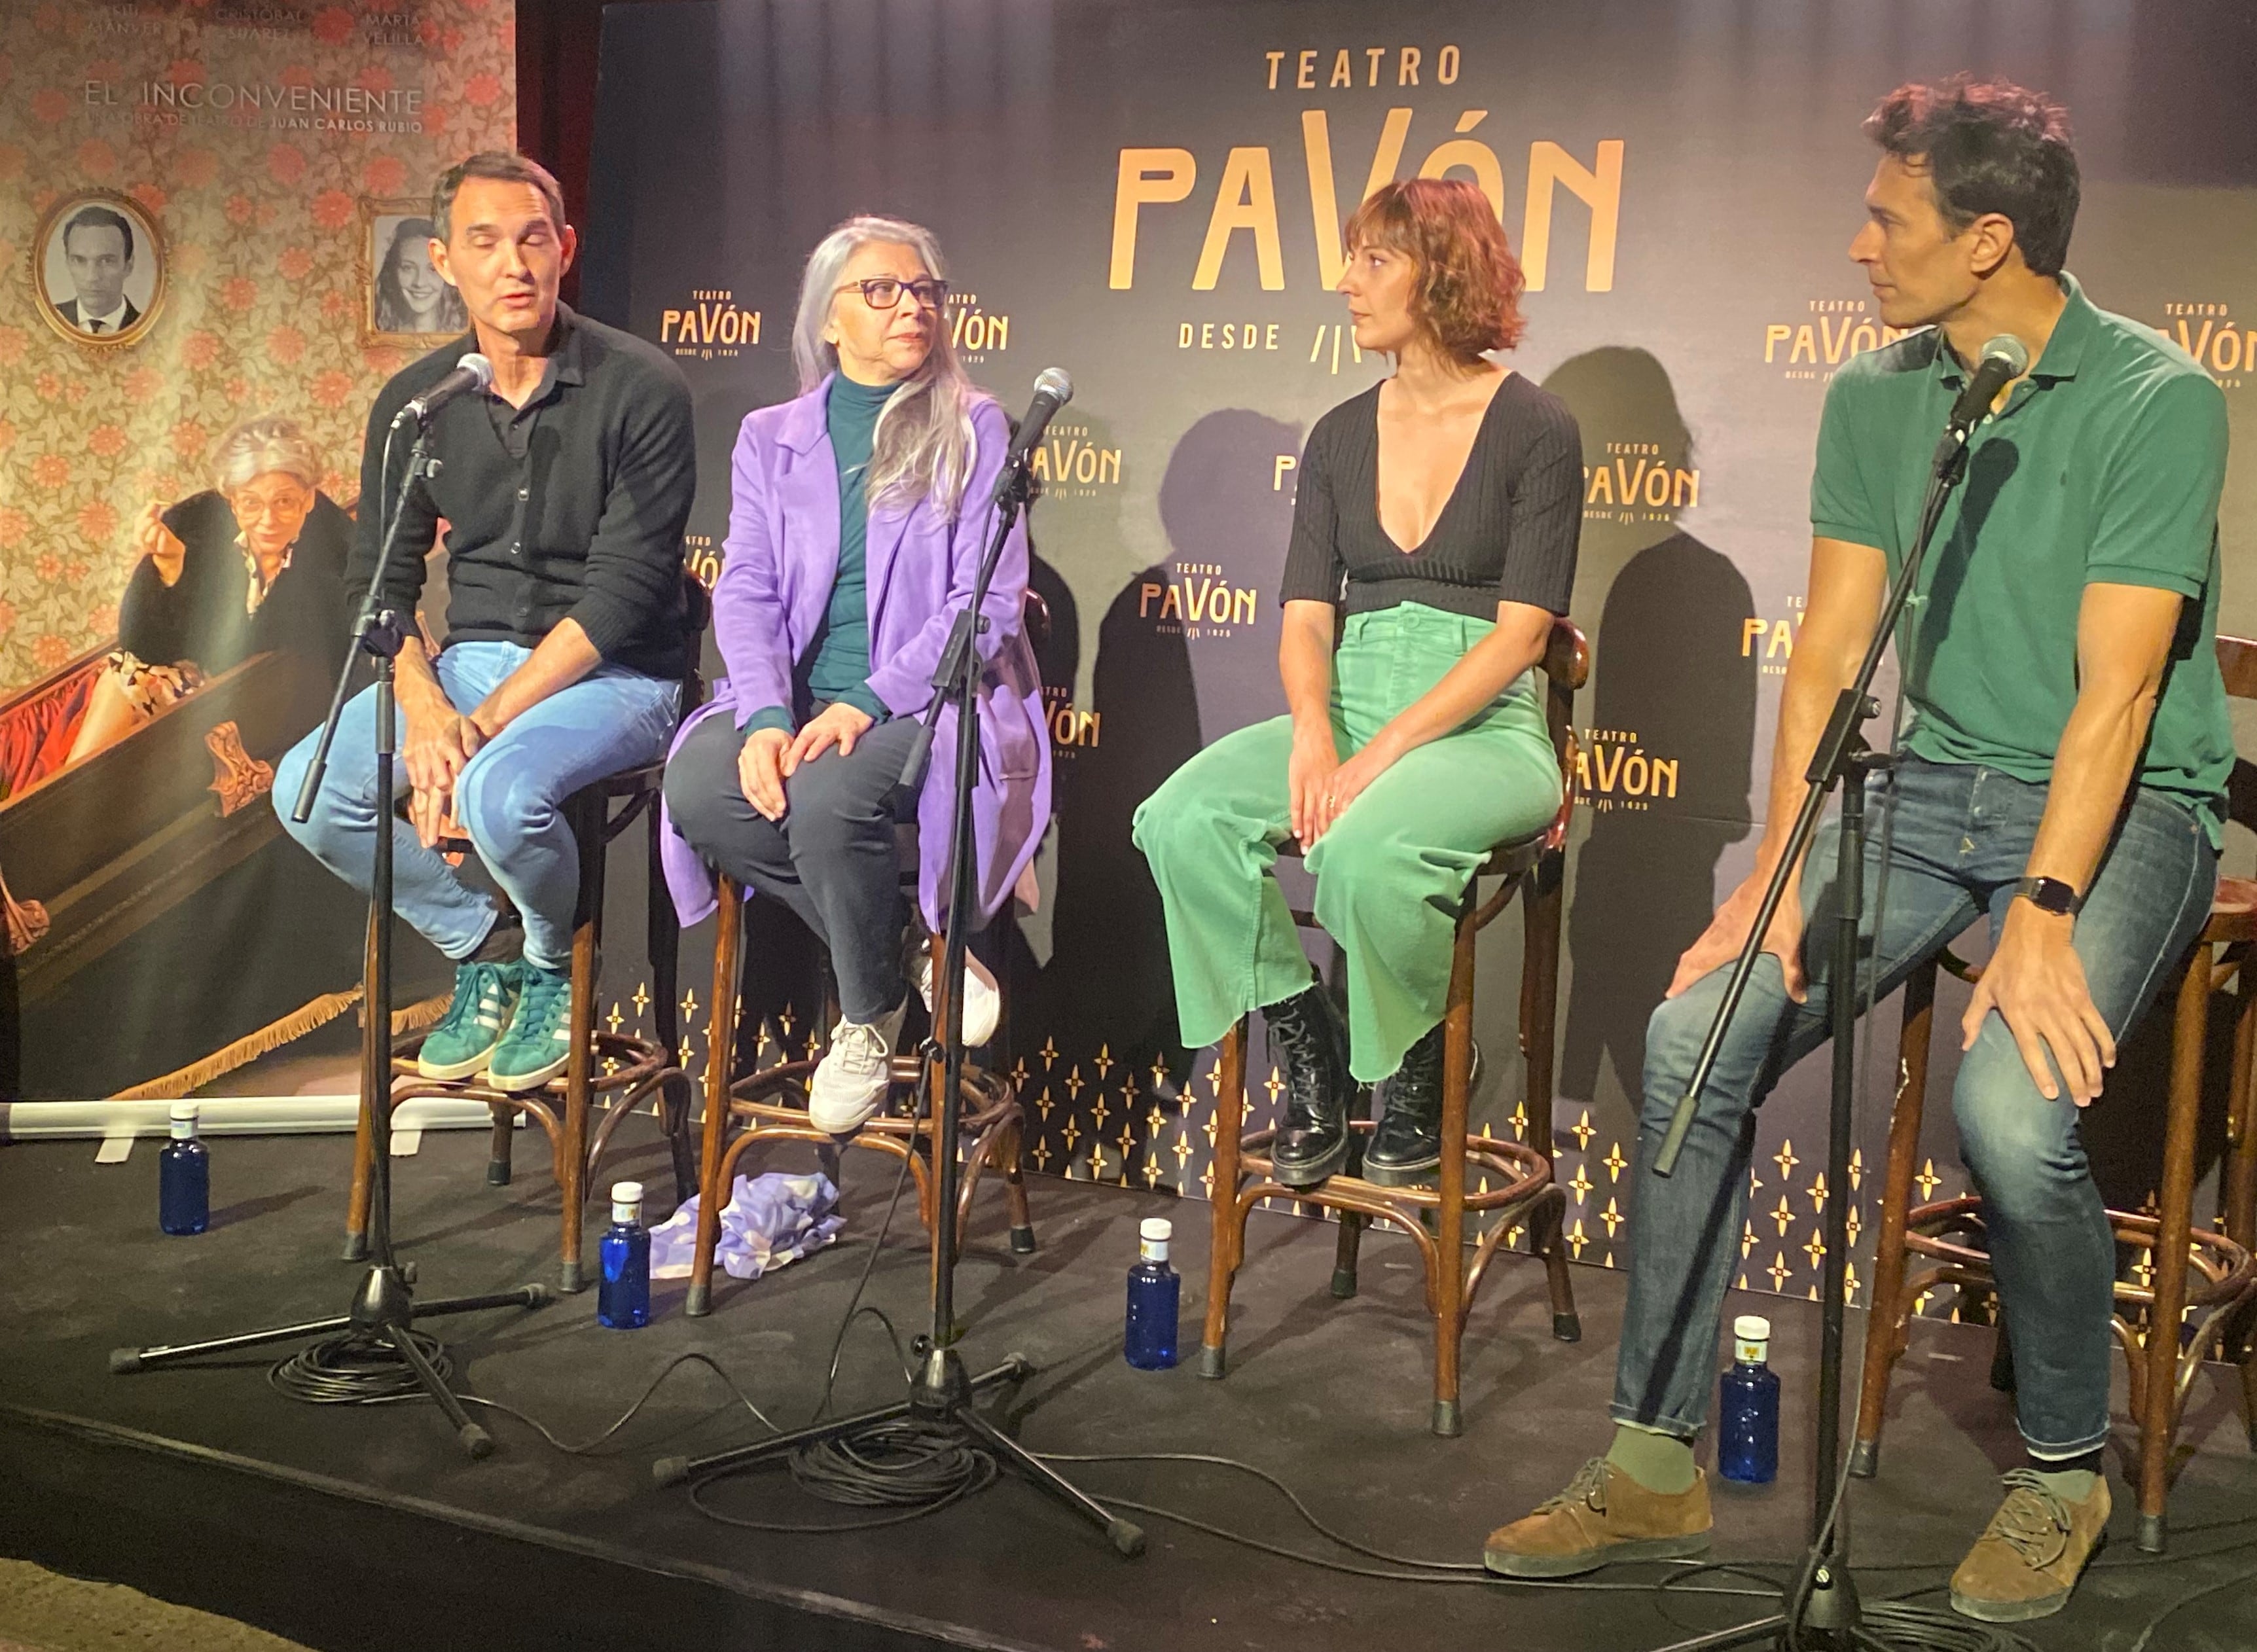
[661,216,1049,1135]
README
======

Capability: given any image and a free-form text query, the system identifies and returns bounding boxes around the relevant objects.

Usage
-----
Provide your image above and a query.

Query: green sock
[1606,1422,1697,1495]
[2029,1466,2099,1501]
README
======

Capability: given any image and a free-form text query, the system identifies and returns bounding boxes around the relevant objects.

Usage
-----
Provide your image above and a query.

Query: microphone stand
[652,449,1145,1557]
[1641,404,1981,1651]
[109,412,551,1460]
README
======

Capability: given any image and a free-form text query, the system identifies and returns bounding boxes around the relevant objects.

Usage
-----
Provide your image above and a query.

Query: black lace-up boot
[1364,1020,1446,1187]
[1263,983,1354,1189]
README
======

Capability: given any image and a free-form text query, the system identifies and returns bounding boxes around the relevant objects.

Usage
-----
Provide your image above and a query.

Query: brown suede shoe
[1949,1469,2111,1623]
[1483,1458,1714,1578]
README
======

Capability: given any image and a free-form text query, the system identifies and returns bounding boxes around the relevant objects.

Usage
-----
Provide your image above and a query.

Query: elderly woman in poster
[68,416,352,765]
[661,215,1051,1137]
[1134,178,1582,1192]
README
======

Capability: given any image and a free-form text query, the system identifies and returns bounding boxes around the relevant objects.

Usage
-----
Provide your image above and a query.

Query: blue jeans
[274,641,680,973]
[1615,757,2214,1459]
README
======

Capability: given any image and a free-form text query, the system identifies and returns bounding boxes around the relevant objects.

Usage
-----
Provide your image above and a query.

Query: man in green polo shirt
[1485,77,2231,1623]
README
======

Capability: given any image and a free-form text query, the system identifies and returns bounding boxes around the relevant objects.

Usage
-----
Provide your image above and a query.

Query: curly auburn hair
[1343,178,1526,360]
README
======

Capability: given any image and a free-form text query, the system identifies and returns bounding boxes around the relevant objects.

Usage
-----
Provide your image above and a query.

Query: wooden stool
[683,874,1035,1318]
[350,760,698,1292]
[1854,636,2257,1550]
[1199,619,1589,1437]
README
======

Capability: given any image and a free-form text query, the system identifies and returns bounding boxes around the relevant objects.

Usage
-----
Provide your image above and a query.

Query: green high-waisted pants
[1132,602,1562,1084]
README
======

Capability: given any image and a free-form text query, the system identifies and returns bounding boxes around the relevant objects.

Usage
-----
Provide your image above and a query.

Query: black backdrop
[583,0,2257,1307]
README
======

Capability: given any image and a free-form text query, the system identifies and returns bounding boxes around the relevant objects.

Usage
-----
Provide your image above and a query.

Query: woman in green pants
[1133,177,1581,1190]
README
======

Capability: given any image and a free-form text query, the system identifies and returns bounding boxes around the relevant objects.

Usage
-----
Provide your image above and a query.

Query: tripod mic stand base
[111,1270,551,1461]
[651,1352,1144,1556]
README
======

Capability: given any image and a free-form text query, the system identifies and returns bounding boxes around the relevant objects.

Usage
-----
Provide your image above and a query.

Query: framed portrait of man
[359,198,469,346]
[31,190,166,348]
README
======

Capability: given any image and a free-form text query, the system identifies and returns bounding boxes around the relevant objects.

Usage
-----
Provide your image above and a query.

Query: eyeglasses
[837,276,948,312]
[227,491,312,522]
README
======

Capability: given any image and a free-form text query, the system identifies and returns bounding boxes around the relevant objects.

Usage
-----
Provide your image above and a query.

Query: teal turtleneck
[747,372,900,735]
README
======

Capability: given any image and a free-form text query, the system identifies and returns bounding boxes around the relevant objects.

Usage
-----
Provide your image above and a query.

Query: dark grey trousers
[663,713,920,1024]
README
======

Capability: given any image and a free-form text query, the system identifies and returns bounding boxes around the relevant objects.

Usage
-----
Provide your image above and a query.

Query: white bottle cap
[1139,1217,1171,1261]
[168,1102,200,1139]
[1733,1314,1771,1362]
[611,1180,643,1224]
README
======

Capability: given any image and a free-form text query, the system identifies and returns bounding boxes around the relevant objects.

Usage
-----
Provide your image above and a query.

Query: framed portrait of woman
[31,189,167,349]
[358,198,469,346]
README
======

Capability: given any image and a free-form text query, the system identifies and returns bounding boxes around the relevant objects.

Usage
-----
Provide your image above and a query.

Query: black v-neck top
[1278,373,1581,622]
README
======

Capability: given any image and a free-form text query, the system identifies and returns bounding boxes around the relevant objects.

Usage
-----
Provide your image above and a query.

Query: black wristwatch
[2013,875,2084,917]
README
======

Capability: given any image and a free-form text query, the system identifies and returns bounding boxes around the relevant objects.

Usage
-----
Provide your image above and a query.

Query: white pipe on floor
[0,1096,507,1141]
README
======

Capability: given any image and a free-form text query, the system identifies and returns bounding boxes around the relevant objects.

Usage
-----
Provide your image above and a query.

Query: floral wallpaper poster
[0,0,513,1096]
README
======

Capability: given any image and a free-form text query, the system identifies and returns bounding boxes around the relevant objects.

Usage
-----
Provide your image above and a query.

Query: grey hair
[790,215,983,518]
[210,416,321,494]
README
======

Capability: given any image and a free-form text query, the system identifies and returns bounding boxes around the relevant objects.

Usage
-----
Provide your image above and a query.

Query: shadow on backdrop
[1034,410,1300,1123]
[1544,348,1758,1115]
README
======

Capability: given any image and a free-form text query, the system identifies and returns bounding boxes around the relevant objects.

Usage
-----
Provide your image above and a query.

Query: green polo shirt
[1810,273,2233,842]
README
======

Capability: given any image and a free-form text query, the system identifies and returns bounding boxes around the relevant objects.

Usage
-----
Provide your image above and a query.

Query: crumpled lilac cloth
[648,1171,844,1281]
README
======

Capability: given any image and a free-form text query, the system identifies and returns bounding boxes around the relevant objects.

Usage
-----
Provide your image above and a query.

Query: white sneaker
[806,997,910,1136]
[907,940,1000,1047]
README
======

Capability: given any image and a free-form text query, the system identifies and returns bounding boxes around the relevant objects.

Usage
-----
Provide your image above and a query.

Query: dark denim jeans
[1614,757,2214,1458]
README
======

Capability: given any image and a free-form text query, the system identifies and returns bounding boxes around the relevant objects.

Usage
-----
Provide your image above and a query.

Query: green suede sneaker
[486,963,574,1092]
[416,960,524,1081]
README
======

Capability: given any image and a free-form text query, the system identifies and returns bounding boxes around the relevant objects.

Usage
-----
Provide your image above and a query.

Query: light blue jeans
[1615,757,2214,1460]
[274,641,679,973]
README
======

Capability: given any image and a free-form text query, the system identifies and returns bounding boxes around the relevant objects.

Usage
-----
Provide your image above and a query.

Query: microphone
[1945,334,2029,435]
[992,367,1074,505]
[393,352,494,427]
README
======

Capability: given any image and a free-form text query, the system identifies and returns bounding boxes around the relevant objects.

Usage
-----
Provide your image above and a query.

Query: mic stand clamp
[653,451,1145,1556]
[109,414,550,1462]
[1643,435,1971,1651]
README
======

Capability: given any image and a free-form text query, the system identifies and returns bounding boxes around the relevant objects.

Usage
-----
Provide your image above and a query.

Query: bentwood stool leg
[687,879,742,1318]
[344,905,381,1262]
[485,1104,515,1187]
[998,1110,1038,1254]
[1521,853,1580,1342]
[1329,1196,1364,1299]
[557,792,602,1293]
[1430,897,1477,1438]
[2231,956,2257,1446]
[2137,943,2211,1551]
[1199,1018,1250,1378]
[1331,1076,1368,1299]
[1852,960,1938,1477]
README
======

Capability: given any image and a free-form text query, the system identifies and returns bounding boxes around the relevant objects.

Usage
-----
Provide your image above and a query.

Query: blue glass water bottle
[158,1102,209,1236]
[1124,1217,1180,1369]
[1718,1314,1780,1484]
[597,1180,651,1329]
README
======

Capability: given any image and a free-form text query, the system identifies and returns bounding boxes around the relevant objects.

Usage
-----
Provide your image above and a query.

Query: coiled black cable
[270,1327,453,1404]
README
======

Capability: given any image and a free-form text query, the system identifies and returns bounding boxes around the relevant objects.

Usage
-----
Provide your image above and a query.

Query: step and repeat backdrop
[587,0,2256,1306]
[0,0,513,1096]
[0,0,2248,1318]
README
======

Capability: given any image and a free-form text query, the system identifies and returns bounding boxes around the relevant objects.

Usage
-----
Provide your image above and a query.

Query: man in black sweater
[275,152,695,1094]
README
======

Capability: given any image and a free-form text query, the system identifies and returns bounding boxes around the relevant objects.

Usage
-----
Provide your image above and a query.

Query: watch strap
[2013,874,2084,916]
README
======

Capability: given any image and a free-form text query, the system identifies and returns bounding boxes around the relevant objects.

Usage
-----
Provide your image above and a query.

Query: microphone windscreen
[458,352,495,390]
[1979,334,2029,376]
[1033,366,1072,406]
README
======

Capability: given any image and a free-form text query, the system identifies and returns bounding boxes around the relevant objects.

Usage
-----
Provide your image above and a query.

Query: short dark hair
[1865,76,2078,276]
[63,204,135,265]
[431,152,566,242]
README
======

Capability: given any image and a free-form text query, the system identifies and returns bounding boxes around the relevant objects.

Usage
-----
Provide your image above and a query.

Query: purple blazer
[659,377,1052,931]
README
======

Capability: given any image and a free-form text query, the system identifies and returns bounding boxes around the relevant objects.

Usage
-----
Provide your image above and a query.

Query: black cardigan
[119,489,352,683]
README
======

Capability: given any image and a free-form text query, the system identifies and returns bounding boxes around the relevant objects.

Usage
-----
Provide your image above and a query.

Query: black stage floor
[3,1125,2254,1652]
